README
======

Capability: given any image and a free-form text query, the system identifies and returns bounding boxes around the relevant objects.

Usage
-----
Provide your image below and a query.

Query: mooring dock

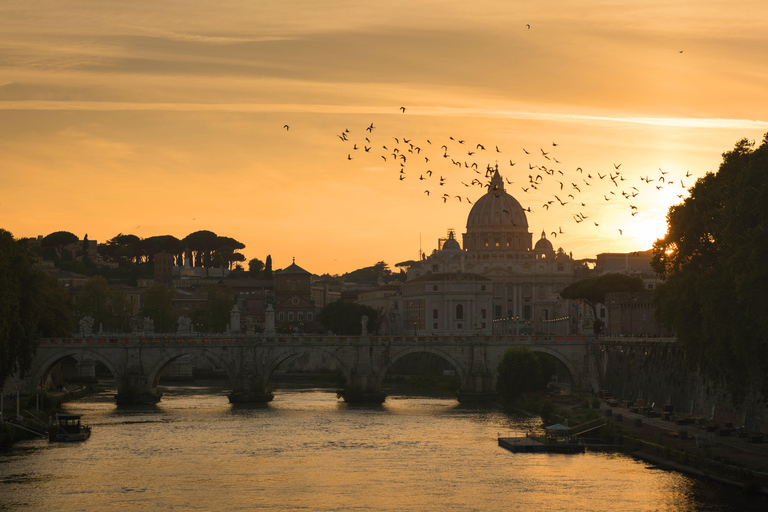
[498,436,586,454]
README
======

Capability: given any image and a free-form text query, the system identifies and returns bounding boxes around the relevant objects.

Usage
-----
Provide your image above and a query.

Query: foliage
[495,346,544,402]
[264,255,273,279]
[190,285,234,333]
[249,258,265,277]
[140,283,177,333]
[76,276,131,332]
[343,261,392,285]
[1,230,73,389]
[651,134,768,400]
[317,300,380,335]
[40,231,79,258]
[559,273,644,334]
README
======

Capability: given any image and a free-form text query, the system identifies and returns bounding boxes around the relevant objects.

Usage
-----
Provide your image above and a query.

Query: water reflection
[1,386,765,511]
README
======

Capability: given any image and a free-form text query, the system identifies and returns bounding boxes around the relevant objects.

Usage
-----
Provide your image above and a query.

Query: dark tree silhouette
[652,134,768,400]
[559,273,644,334]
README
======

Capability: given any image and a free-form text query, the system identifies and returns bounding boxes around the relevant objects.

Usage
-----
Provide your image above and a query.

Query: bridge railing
[38,333,607,346]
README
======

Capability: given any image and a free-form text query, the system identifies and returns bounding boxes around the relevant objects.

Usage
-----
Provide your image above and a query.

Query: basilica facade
[396,167,584,336]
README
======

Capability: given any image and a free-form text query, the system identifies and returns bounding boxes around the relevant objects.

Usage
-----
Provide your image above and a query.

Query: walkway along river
[1,385,766,511]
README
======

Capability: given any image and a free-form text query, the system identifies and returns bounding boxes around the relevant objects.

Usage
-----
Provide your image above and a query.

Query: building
[273,259,320,333]
[402,166,582,335]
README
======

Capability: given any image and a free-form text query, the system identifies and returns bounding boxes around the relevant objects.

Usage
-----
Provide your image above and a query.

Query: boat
[49,413,91,442]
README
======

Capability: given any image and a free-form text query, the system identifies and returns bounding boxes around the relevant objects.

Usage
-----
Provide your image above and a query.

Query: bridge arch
[146,348,238,392]
[529,347,578,386]
[379,346,469,391]
[264,347,352,389]
[29,349,120,393]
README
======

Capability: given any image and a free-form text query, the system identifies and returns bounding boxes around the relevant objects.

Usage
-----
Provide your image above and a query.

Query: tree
[40,230,78,260]
[495,346,544,402]
[181,230,219,268]
[559,273,644,334]
[189,285,234,333]
[249,258,265,277]
[1,230,73,388]
[651,134,768,400]
[264,255,273,279]
[343,261,392,285]
[140,283,177,333]
[318,300,380,335]
[77,276,131,332]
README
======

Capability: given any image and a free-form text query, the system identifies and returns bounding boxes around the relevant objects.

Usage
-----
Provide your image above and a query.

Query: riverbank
[597,400,768,495]
[0,384,99,449]
[504,390,768,495]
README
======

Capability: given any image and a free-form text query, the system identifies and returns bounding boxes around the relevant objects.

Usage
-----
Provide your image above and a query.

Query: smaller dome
[441,231,463,253]
[534,231,553,252]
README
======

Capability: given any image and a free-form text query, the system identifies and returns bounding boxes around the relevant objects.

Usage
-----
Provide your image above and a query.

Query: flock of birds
[283,107,693,240]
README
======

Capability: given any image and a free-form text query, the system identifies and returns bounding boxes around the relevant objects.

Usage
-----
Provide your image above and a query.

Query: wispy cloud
[1,100,765,130]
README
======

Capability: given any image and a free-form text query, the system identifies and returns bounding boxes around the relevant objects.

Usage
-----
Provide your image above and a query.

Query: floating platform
[498,436,586,454]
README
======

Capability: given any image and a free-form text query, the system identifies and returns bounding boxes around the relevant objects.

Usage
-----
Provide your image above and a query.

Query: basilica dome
[463,167,533,254]
[534,231,554,252]
[466,168,529,230]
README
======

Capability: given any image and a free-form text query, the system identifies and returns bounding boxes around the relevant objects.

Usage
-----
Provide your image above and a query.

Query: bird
[614,163,621,169]
[283,125,289,131]
[618,229,623,235]
[424,190,430,195]
[509,160,516,166]
[400,106,406,112]
[347,154,353,160]
[522,148,529,154]
[526,24,531,29]
[367,123,375,132]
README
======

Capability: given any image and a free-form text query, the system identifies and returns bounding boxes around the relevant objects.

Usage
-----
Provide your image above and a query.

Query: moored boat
[49,413,91,442]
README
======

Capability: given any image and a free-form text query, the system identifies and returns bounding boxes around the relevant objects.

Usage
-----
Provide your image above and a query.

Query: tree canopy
[559,273,644,334]
[652,134,768,400]
[343,261,392,285]
[495,346,544,402]
[1,230,73,388]
[318,300,380,335]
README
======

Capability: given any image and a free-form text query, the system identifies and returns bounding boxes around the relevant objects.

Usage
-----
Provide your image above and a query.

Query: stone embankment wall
[599,340,767,432]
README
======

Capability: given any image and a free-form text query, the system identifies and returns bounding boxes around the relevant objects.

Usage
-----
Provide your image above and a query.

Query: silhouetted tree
[652,133,768,400]
[318,300,380,335]
[40,230,78,260]
[559,273,644,334]
[249,258,265,277]
[1,230,73,388]
[264,255,273,279]
[189,285,234,333]
[496,346,544,402]
[140,283,177,333]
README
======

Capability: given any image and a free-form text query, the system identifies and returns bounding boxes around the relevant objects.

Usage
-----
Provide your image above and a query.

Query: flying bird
[400,106,406,112]
[283,125,289,131]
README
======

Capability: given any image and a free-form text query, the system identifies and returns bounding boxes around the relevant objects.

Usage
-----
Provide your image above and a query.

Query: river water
[1,385,766,511]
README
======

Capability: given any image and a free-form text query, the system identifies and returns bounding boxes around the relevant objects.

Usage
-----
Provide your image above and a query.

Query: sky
[2,1,767,275]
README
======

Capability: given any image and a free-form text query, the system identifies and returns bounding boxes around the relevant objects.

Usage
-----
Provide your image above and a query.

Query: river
[1,385,766,511]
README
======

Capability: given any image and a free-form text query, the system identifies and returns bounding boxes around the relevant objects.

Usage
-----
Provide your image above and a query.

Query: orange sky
[2,1,767,275]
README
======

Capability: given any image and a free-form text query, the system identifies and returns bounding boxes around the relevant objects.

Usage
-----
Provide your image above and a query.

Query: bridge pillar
[228,367,274,403]
[458,340,497,402]
[339,337,386,403]
[115,372,162,405]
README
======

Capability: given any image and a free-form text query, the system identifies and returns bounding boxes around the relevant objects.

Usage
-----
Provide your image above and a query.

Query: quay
[498,435,586,454]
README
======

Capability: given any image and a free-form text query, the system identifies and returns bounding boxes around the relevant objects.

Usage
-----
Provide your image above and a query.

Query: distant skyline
[2,1,767,274]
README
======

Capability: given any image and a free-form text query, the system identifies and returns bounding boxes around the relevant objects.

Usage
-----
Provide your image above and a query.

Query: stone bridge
[23,334,601,404]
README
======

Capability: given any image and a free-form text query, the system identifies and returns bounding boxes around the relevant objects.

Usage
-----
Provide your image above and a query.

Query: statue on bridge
[79,315,94,337]
[177,316,192,334]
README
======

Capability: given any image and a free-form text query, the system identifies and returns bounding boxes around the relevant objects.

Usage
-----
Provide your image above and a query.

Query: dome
[534,231,554,252]
[466,168,529,230]
[441,231,463,253]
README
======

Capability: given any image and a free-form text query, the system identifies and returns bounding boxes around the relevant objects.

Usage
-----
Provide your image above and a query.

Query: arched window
[456,304,464,320]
